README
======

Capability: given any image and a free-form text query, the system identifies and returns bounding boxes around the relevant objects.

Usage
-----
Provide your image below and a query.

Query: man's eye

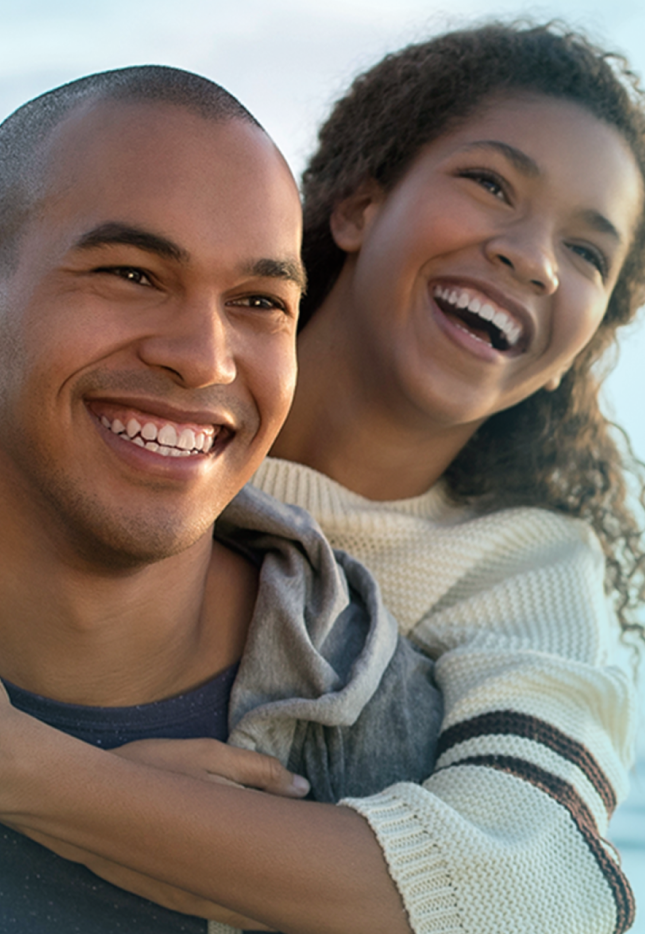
[95,266,152,286]
[231,295,285,311]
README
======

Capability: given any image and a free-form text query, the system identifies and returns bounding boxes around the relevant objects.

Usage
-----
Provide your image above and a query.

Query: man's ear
[329,179,385,253]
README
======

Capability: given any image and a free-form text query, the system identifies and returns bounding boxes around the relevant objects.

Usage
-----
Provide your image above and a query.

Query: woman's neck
[272,290,479,501]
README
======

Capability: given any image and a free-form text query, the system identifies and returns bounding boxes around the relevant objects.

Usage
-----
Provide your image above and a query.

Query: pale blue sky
[0,0,643,457]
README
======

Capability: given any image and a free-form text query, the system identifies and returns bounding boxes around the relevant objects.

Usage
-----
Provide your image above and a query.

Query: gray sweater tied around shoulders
[216,484,442,803]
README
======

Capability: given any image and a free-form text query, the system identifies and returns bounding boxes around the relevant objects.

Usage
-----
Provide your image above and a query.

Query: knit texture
[251,457,637,934]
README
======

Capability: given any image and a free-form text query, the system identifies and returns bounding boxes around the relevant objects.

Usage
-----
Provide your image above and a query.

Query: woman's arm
[1,820,271,928]
[4,733,288,926]
[338,510,637,934]
[0,703,412,934]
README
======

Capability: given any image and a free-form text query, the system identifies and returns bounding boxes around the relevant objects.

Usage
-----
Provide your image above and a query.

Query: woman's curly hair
[300,21,645,645]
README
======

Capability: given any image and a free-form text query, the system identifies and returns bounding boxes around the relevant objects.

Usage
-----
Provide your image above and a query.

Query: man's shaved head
[0,65,262,270]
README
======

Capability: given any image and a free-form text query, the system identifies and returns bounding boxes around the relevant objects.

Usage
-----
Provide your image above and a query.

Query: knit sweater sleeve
[340,509,636,934]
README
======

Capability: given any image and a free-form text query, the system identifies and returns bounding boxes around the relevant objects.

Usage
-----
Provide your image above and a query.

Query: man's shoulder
[217,482,327,546]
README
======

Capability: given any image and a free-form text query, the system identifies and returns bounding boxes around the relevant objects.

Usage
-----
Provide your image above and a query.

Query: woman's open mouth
[432,285,525,352]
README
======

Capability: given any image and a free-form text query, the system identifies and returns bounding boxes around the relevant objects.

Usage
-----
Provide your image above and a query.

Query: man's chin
[41,493,216,572]
[68,525,213,572]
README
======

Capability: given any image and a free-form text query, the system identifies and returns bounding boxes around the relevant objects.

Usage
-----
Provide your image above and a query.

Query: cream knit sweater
[250,456,637,934]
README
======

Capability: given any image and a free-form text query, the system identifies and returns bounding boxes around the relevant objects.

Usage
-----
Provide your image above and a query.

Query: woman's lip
[431,293,510,362]
[429,276,535,352]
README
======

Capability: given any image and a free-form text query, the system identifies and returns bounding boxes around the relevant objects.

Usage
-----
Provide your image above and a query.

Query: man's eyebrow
[244,257,307,293]
[74,224,308,289]
[459,140,540,178]
[73,223,189,263]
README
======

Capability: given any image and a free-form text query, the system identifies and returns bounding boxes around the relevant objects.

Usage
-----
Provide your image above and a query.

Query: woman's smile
[431,280,529,355]
[326,93,641,434]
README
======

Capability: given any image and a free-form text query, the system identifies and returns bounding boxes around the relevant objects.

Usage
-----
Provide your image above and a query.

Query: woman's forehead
[407,94,642,233]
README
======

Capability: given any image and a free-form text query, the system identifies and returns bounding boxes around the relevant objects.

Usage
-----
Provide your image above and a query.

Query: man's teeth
[434,286,522,347]
[100,415,215,456]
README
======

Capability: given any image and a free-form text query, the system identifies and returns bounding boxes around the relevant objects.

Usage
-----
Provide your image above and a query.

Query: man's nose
[136,295,237,388]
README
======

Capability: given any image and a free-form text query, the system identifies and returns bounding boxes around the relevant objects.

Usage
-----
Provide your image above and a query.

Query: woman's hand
[0,717,411,934]
[112,737,310,796]
[3,736,305,921]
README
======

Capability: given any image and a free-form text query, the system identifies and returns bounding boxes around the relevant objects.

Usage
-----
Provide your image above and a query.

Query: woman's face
[331,94,643,434]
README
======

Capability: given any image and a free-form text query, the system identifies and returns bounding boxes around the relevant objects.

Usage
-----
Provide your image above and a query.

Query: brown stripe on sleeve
[438,754,635,934]
[437,711,616,815]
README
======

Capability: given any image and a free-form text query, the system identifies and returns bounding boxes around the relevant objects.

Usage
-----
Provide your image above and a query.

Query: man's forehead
[42,97,262,180]
[35,99,298,225]
[19,98,303,285]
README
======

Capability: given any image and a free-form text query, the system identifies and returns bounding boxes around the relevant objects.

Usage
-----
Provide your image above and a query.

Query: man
[0,67,439,932]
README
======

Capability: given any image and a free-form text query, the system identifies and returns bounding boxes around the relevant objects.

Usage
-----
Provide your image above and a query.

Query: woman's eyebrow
[459,140,540,177]
[577,208,622,243]
[73,222,189,262]
[459,140,622,242]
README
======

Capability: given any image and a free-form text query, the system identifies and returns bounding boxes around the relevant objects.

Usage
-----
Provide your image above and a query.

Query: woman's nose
[485,225,559,295]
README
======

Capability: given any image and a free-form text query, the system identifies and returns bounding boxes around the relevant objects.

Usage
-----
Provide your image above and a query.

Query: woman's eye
[568,243,608,278]
[459,169,507,201]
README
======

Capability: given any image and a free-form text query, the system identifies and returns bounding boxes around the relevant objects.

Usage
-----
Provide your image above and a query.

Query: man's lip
[84,397,237,433]
[429,276,536,352]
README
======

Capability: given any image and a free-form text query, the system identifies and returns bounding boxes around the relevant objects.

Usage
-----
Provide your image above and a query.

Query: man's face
[0,100,303,566]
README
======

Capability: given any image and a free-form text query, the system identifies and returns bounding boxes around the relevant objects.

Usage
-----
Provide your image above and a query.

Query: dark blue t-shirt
[0,666,237,933]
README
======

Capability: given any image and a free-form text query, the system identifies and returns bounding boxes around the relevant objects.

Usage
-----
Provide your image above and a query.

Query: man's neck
[0,515,258,707]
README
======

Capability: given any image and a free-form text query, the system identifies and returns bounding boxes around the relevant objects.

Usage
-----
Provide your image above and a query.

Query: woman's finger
[112,738,310,798]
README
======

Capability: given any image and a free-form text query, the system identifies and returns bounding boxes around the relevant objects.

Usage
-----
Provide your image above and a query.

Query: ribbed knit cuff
[341,785,464,933]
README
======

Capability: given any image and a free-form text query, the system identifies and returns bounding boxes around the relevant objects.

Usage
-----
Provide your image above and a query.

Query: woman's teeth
[100,415,215,456]
[433,285,522,348]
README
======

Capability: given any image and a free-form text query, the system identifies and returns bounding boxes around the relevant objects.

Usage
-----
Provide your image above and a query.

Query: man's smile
[86,400,234,461]
[99,412,217,457]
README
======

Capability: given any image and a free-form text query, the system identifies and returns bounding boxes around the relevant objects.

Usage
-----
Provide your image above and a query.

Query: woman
[1,21,644,934]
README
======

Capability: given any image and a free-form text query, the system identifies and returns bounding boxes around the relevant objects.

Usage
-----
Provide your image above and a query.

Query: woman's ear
[544,349,583,390]
[330,179,385,252]
[543,374,563,392]
[544,364,572,392]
